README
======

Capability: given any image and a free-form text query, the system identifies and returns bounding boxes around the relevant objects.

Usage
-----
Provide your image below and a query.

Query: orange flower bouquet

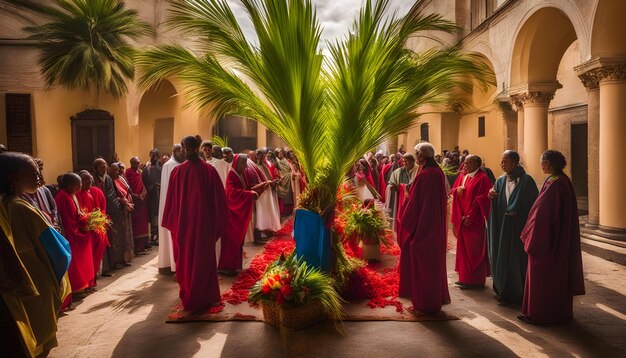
[249,253,343,327]
[81,208,111,235]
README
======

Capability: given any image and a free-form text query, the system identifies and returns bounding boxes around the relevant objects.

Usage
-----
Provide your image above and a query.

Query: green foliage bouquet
[343,203,393,246]
[249,252,343,321]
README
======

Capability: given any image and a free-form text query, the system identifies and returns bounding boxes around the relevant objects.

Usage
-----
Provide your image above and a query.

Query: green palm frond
[137,0,494,214]
[211,135,228,147]
[11,0,153,97]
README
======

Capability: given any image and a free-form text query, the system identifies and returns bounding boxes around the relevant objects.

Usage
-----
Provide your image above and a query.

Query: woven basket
[280,299,326,330]
[261,301,280,327]
[261,300,326,330]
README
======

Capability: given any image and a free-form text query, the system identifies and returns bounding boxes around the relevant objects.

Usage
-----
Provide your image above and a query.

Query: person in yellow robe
[0,152,71,358]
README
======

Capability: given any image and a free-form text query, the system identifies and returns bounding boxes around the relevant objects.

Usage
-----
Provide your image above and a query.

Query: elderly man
[385,153,416,234]
[142,149,162,246]
[162,136,227,311]
[488,150,538,305]
[158,144,184,274]
[92,158,122,276]
[450,155,492,289]
[207,145,230,187]
[222,147,234,164]
[398,142,450,315]
[126,157,149,255]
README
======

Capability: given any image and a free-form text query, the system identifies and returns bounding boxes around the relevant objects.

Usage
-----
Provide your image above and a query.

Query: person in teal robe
[488,150,538,305]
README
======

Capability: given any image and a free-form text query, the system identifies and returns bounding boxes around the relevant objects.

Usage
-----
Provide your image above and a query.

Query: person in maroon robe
[125,157,150,255]
[55,173,94,296]
[518,150,585,324]
[398,142,450,315]
[450,155,492,288]
[219,154,261,275]
[162,136,228,311]
[76,170,109,287]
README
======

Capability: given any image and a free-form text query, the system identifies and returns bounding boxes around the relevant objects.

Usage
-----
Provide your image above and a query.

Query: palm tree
[137,0,492,216]
[10,0,152,98]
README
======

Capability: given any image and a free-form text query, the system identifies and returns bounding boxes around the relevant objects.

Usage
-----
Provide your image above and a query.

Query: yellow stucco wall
[137,82,177,163]
[29,87,131,183]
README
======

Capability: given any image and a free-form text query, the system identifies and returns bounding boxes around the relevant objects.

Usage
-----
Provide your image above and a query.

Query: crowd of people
[393,143,585,326]
[0,136,585,356]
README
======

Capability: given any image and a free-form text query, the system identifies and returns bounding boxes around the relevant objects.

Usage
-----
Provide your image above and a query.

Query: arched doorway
[457,53,502,170]
[138,80,177,160]
[509,6,579,184]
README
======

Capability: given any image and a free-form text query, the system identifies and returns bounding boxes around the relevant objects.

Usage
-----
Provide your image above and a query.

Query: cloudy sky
[226,0,416,46]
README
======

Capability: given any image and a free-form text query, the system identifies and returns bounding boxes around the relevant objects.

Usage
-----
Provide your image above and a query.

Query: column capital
[575,57,626,89]
[508,82,561,108]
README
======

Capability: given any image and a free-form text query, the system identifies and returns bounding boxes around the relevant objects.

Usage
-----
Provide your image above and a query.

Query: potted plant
[343,201,393,261]
[249,253,343,330]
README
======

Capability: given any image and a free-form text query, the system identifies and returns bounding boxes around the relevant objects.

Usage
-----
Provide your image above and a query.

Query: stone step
[580,232,626,266]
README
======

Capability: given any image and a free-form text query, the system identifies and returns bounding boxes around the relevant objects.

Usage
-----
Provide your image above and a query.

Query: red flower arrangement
[80,208,111,234]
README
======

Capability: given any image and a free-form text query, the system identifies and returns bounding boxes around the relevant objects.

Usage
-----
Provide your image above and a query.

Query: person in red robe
[55,173,94,295]
[219,154,261,275]
[398,142,450,315]
[450,155,492,288]
[125,157,150,255]
[162,136,228,311]
[519,150,585,324]
[76,170,109,288]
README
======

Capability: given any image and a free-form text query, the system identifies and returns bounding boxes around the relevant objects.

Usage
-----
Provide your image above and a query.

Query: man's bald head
[130,157,140,170]
[93,158,108,176]
[222,147,234,163]
[502,150,520,165]
[212,145,223,159]
[172,144,184,163]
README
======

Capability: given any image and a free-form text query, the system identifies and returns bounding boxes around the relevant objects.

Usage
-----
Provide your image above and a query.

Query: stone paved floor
[50,240,626,358]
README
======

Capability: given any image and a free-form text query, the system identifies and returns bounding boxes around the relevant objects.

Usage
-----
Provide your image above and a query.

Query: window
[5,93,33,154]
[478,116,486,137]
[420,123,429,142]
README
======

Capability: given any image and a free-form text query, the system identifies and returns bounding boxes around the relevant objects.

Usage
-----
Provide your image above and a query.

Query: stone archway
[138,80,177,161]
[509,6,578,183]
[576,0,626,237]
[456,53,503,170]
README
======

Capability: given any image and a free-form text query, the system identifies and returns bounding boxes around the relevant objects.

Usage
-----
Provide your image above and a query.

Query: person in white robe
[158,145,183,274]
[206,145,231,188]
[254,149,281,237]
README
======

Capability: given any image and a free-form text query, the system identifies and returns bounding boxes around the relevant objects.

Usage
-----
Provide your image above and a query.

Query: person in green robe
[0,152,72,358]
[385,154,417,231]
[488,150,538,305]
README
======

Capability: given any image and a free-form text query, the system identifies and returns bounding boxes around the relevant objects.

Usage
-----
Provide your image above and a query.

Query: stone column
[576,65,600,228]
[522,93,554,183]
[257,122,267,148]
[509,96,525,162]
[509,83,560,185]
[597,63,626,237]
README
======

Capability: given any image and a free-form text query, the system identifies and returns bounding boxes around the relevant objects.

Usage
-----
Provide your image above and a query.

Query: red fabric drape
[162,160,228,311]
[219,170,255,271]
[450,170,492,285]
[55,190,93,292]
[76,187,109,286]
[378,163,393,203]
[398,162,450,314]
[520,175,585,324]
[124,169,149,241]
